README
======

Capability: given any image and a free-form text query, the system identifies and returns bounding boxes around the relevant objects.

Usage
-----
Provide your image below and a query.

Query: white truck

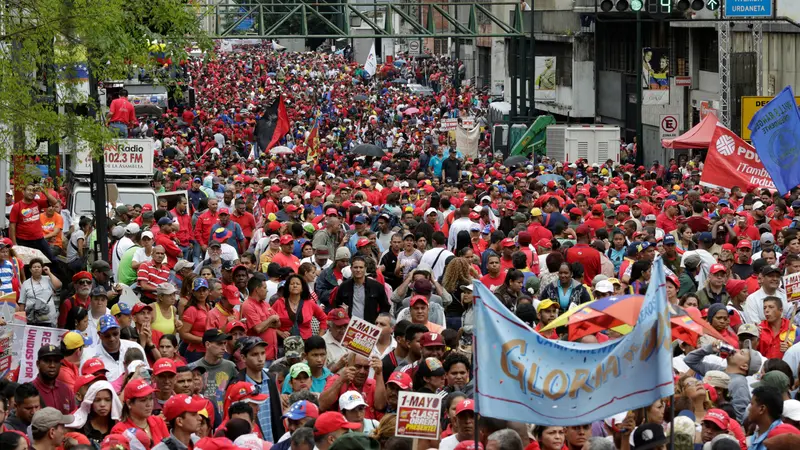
[545,125,621,166]
[69,139,186,220]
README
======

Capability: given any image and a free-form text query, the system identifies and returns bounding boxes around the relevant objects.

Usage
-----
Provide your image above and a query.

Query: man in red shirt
[758,297,799,359]
[9,182,58,261]
[241,273,281,361]
[195,198,219,254]
[583,205,606,233]
[154,218,182,269]
[58,271,93,327]
[318,353,385,420]
[107,89,136,137]
[230,198,256,249]
[137,246,170,304]
[656,200,679,234]
[170,196,193,260]
[566,224,602,285]
[33,344,76,414]
[272,234,301,272]
[527,208,553,243]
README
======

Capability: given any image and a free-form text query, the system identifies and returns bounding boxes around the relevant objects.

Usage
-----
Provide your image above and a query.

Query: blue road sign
[725,0,773,18]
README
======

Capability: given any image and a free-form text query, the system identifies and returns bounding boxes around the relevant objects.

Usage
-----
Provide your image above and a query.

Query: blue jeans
[192,241,203,266]
[179,244,192,261]
[109,122,128,137]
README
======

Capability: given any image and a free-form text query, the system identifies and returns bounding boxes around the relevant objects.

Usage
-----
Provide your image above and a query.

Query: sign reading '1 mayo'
[74,139,154,176]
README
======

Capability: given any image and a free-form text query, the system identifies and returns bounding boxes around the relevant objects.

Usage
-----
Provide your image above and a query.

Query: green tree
[0,0,211,181]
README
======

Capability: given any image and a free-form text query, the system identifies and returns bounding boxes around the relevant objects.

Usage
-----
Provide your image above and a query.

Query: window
[698,29,719,72]
[433,38,448,55]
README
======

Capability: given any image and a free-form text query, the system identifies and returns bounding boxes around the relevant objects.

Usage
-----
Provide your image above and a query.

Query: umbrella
[12,245,50,264]
[394,60,407,67]
[403,107,420,116]
[541,295,646,341]
[680,306,726,344]
[503,155,529,167]
[352,144,384,157]
[353,94,368,101]
[392,78,408,85]
[269,146,293,155]
[134,104,163,117]
[536,174,566,184]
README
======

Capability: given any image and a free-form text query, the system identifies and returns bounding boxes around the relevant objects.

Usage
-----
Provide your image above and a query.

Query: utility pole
[635,9,644,167]
[87,68,108,262]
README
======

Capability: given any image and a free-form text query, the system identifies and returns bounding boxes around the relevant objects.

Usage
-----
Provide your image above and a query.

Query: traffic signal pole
[635,9,644,167]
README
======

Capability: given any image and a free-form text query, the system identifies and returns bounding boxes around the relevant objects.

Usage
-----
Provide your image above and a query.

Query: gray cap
[683,254,702,270]
[156,283,178,295]
[173,259,193,272]
[32,407,74,432]
[761,232,775,244]
[92,260,111,273]
[111,226,125,239]
[335,247,351,261]
[91,286,108,297]
[115,205,129,216]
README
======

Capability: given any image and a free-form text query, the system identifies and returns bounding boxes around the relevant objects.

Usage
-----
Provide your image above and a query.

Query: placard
[19,325,68,383]
[786,272,800,301]
[395,391,442,440]
[441,118,458,131]
[461,116,475,129]
[339,317,380,358]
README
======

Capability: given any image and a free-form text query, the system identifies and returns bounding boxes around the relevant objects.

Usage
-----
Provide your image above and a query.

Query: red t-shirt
[271,251,300,273]
[182,304,210,352]
[566,244,602,285]
[241,297,278,360]
[480,272,505,291]
[323,376,379,419]
[10,198,48,240]
[112,416,169,444]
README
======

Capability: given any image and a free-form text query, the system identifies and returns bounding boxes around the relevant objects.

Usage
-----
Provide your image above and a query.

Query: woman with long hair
[441,257,477,330]
[396,233,422,279]
[628,260,652,295]
[19,258,61,327]
[0,242,20,300]
[66,307,92,346]
[0,431,27,450]
[66,380,122,443]
[158,334,187,365]
[271,274,328,340]
[534,426,566,450]
[179,277,210,362]
[676,224,696,254]
[111,378,169,442]
[493,269,525,311]
[177,272,198,316]
[677,373,713,422]
[440,391,466,439]
[539,262,591,309]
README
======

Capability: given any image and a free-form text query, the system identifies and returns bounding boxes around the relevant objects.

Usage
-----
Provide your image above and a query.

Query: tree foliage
[0,0,211,173]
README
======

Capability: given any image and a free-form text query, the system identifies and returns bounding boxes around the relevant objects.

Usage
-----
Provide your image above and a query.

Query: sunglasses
[78,280,92,285]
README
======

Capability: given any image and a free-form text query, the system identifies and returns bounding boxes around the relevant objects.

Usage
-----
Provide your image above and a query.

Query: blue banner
[748,86,800,195]
[473,259,674,426]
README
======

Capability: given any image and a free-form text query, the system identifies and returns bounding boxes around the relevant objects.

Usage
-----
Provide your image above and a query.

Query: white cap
[425,207,438,217]
[125,223,141,235]
[339,390,368,411]
[645,214,657,222]
[753,200,766,210]
[785,400,800,422]
[595,280,614,294]
[269,234,280,242]
[141,231,154,240]
[281,196,293,204]
[480,195,491,203]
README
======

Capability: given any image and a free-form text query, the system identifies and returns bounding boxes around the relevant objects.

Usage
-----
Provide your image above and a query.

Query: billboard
[534,56,556,102]
[642,48,670,105]
[741,96,800,141]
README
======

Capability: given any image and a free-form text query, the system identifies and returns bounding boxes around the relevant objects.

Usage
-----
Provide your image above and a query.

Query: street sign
[725,0,772,17]
[659,114,680,140]
[675,76,692,87]
[741,96,800,140]
[408,40,421,56]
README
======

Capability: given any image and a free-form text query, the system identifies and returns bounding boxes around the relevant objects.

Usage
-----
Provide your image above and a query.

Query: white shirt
[113,237,136,279]
[679,249,716,288]
[80,338,149,383]
[132,247,153,265]
[204,243,239,262]
[742,287,788,324]
[440,435,463,450]
[300,256,332,271]
[447,218,475,252]
[323,331,348,367]
[420,247,454,280]
[783,342,800,379]
[86,308,111,348]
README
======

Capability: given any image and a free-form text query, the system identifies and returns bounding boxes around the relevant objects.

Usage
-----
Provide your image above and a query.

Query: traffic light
[600,0,716,13]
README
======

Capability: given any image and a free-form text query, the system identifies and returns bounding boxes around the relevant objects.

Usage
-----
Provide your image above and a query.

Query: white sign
[408,40,421,56]
[461,116,475,129]
[73,138,155,176]
[659,114,681,140]
[19,325,68,383]
[441,118,458,131]
[395,391,442,440]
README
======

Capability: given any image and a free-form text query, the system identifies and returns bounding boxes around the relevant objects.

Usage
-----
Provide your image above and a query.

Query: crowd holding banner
[4,43,800,450]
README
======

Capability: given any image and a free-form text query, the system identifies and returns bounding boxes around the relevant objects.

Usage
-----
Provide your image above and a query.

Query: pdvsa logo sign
[715,134,736,156]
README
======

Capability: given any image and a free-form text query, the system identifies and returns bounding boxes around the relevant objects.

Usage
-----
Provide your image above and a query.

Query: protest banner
[747,86,800,196]
[395,391,442,440]
[456,124,480,159]
[18,325,67,383]
[340,317,380,358]
[700,124,776,191]
[786,272,800,302]
[473,259,674,426]
[441,118,458,131]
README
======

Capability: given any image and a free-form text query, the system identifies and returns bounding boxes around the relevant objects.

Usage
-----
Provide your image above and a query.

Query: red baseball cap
[124,379,156,399]
[569,207,582,216]
[194,437,246,450]
[225,320,246,334]
[280,234,294,245]
[100,434,130,450]
[270,185,282,193]
[537,238,552,249]
[420,331,444,347]
[268,221,282,231]
[162,394,207,421]
[703,409,730,431]
[285,204,299,213]
[218,208,230,215]
[505,201,516,211]
[710,263,727,274]
[356,237,370,248]
[591,204,604,214]
[310,190,322,197]
[325,207,340,216]
[410,294,429,306]
[576,224,593,236]
[455,398,476,415]
[617,205,630,214]
[131,303,153,315]
[222,285,242,306]
[226,381,268,404]
[664,200,678,209]
[75,373,106,392]
[152,358,177,376]
[736,240,752,249]
[501,238,516,248]
[547,180,556,189]
[313,412,361,436]
[386,371,413,390]
[82,357,109,376]
[327,308,350,326]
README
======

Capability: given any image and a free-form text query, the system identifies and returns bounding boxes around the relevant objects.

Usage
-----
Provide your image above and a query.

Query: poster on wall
[534,56,556,102]
[642,47,670,105]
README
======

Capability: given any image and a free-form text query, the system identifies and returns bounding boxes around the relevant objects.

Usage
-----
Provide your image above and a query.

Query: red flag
[267,96,290,150]
[307,118,321,162]
[700,122,776,191]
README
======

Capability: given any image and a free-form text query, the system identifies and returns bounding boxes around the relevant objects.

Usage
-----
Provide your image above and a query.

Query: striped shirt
[0,260,14,295]
[137,261,170,301]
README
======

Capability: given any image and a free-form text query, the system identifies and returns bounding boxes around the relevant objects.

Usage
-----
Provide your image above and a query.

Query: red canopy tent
[661,112,720,149]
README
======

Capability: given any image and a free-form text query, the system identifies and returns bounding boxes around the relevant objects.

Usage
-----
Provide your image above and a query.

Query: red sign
[395,392,442,440]
[700,125,776,191]
[339,317,380,358]
[675,76,692,87]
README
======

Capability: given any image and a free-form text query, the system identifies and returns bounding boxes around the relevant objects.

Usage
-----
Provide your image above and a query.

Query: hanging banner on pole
[642,48,670,105]
[747,86,800,196]
[364,42,377,77]
[699,120,776,191]
[534,57,556,102]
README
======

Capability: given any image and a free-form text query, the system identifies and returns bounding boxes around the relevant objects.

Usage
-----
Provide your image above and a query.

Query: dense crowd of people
[3,45,800,450]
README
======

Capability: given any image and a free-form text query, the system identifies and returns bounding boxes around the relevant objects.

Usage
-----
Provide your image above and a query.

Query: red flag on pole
[267,96,290,150]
